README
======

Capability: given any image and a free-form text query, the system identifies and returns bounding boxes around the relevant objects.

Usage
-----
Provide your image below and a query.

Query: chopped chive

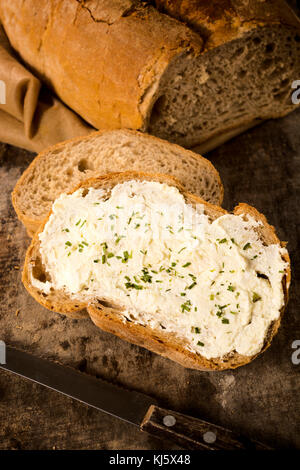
[222,318,229,324]
[182,262,191,268]
[243,242,251,250]
[187,282,197,290]
[197,341,204,347]
[140,268,152,283]
[93,259,99,263]
[181,300,192,313]
[125,278,143,290]
[122,251,132,263]
[65,241,72,247]
[227,285,235,292]
[218,238,227,244]
[75,219,81,226]
[191,326,201,334]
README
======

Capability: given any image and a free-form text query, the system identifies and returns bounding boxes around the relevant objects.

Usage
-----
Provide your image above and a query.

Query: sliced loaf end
[148,24,300,148]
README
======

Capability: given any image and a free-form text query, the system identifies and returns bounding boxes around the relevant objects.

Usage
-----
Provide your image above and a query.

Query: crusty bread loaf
[0,1,299,150]
[22,171,290,370]
[12,129,223,237]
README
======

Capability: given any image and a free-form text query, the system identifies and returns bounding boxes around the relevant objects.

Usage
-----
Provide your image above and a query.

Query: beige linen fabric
[0,25,93,152]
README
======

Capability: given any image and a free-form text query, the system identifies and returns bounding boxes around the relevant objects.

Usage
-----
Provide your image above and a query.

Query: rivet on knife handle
[141,405,271,450]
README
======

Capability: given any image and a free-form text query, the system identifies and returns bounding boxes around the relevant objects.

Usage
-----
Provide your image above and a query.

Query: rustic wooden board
[0,107,299,450]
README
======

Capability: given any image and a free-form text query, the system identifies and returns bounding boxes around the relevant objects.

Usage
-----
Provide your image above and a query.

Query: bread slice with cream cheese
[22,171,290,370]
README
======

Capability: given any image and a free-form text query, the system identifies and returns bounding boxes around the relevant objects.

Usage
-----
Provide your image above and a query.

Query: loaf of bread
[1,0,299,151]
[12,129,223,237]
[22,171,290,370]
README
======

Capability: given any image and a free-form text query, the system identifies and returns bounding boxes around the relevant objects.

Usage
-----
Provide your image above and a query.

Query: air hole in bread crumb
[81,188,89,197]
[253,37,261,45]
[78,158,93,172]
[256,272,270,282]
[150,95,166,124]
[266,43,275,53]
[32,256,51,283]
[232,47,244,59]
[237,70,247,79]
[98,299,123,310]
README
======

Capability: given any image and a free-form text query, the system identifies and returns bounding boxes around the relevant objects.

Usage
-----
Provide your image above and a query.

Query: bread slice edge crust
[12,129,224,237]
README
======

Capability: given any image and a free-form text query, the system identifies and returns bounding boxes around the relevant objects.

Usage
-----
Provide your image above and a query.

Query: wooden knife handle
[141,405,271,450]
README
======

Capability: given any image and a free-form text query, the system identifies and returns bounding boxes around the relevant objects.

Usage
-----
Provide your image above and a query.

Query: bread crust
[22,171,291,370]
[11,129,224,236]
[155,0,300,49]
[0,0,202,131]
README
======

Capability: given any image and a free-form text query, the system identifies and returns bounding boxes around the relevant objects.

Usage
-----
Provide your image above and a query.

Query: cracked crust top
[0,0,203,130]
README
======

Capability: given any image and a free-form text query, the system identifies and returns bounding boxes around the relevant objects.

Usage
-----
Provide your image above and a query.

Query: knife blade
[0,345,156,426]
[0,346,271,450]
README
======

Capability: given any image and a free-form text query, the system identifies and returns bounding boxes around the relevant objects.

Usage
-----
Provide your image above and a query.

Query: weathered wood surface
[0,107,299,450]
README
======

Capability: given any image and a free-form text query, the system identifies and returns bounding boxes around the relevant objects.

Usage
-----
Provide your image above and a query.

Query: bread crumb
[14,265,20,270]
[15,308,20,316]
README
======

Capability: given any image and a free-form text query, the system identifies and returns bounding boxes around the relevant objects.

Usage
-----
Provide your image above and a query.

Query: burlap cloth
[0,25,94,153]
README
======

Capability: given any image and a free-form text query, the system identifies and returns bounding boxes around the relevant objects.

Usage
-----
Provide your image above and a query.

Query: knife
[0,346,270,450]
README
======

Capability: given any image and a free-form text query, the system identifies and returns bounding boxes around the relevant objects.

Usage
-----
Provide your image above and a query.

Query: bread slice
[12,129,223,237]
[1,0,299,150]
[22,171,290,370]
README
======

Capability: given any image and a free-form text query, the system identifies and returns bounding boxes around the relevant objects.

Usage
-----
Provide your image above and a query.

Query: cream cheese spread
[32,180,288,359]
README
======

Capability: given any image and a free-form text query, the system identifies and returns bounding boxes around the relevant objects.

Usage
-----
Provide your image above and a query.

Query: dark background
[0,1,299,450]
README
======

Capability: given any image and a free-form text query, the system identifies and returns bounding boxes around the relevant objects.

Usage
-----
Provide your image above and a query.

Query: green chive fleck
[252,292,262,302]
[182,262,191,268]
